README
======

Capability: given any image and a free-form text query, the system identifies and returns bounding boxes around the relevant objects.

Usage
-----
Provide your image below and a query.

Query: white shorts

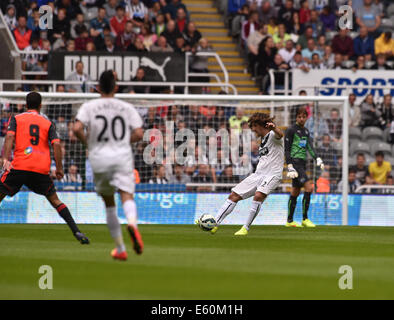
[93,170,135,196]
[231,172,281,199]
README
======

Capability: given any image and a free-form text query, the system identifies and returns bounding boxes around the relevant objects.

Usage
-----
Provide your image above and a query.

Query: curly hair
[247,112,275,128]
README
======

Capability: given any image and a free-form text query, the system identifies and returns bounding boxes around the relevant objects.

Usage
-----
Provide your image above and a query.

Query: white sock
[243,200,262,231]
[123,199,138,227]
[106,206,126,253]
[215,199,237,225]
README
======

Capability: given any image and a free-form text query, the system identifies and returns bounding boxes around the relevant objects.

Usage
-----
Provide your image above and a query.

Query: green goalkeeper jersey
[284,124,317,165]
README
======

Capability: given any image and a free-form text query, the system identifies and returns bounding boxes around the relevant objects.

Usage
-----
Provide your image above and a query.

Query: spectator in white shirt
[4,4,17,30]
[247,25,268,77]
[61,163,83,191]
[289,51,310,72]
[278,40,296,63]
[308,53,326,69]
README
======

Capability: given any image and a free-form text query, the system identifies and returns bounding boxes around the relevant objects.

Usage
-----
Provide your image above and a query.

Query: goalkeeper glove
[286,164,298,179]
[316,157,324,170]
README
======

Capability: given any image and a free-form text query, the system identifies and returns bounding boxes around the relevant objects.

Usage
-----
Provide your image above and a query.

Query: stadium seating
[349,127,362,141]
[364,154,375,164]
[385,156,394,166]
[370,142,392,157]
[350,141,370,156]
[381,18,394,31]
[349,155,357,167]
[388,3,394,16]
[332,141,342,151]
[362,127,384,142]
[383,127,391,143]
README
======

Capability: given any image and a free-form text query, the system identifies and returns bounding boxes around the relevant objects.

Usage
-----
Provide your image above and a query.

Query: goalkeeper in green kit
[284,107,324,227]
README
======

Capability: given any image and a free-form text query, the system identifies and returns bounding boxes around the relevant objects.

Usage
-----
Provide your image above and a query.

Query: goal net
[0,93,348,226]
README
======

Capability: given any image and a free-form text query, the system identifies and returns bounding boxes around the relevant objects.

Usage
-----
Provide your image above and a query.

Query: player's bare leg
[101,194,128,260]
[301,180,315,227]
[210,192,243,234]
[235,191,267,236]
[119,190,143,255]
[46,193,90,244]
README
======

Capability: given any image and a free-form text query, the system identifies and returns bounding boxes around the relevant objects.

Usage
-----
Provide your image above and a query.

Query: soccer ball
[198,214,217,231]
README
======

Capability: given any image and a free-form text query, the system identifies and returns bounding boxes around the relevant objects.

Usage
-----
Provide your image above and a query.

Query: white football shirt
[76,98,143,173]
[255,130,284,176]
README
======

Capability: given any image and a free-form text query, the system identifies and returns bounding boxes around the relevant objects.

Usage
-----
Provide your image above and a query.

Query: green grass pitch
[1,224,394,299]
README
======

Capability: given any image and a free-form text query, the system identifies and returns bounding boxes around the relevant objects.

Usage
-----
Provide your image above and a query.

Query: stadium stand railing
[0,10,48,77]
[0,79,238,95]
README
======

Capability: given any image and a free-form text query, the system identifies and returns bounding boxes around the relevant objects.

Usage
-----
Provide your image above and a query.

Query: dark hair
[348,168,356,176]
[375,151,384,158]
[312,53,319,59]
[248,112,274,128]
[296,106,308,117]
[30,36,39,44]
[26,91,42,110]
[78,25,88,34]
[99,70,116,94]
[357,152,365,158]
[384,32,392,41]
[116,5,125,11]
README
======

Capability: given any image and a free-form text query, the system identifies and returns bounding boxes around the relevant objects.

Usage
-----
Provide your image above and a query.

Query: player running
[285,107,324,228]
[208,113,284,236]
[0,92,89,244]
[73,70,144,261]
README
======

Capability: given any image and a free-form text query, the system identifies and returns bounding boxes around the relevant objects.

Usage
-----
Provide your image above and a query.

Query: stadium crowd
[1,0,211,85]
[226,0,394,93]
[0,0,394,194]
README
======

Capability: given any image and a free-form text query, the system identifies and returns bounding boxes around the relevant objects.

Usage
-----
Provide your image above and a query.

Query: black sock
[303,192,311,220]
[287,196,297,223]
[56,203,80,235]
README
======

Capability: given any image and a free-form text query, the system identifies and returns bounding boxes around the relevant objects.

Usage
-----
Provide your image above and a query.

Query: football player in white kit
[73,70,144,260]
[210,112,284,236]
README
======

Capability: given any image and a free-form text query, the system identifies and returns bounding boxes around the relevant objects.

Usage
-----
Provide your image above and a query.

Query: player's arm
[284,127,295,165]
[307,135,324,170]
[73,120,88,147]
[130,127,144,143]
[48,123,64,180]
[1,116,17,171]
[284,127,298,178]
[266,120,283,139]
[2,133,15,171]
[52,141,64,180]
